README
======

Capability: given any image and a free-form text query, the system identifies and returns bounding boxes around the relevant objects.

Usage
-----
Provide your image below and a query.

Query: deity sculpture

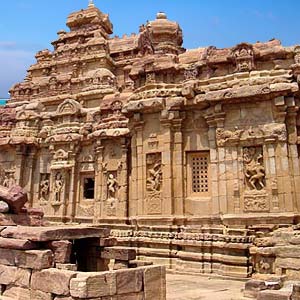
[146,161,162,192]
[107,173,118,198]
[3,173,16,188]
[40,178,50,200]
[243,147,265,190]
[53,172,64,204]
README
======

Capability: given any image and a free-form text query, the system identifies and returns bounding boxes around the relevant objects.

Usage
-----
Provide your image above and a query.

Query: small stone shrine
[0,184,166,299]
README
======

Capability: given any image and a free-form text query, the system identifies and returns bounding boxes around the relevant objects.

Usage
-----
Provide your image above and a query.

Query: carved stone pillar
[134,117,144,216]
[25,147,38,208]
[172,119,184,216]
[15,145,24,187]
[286,103,300,212]
[94,141,104,221]
[118,139,129,218]
[160,117,173,216]
[207,124,219,215]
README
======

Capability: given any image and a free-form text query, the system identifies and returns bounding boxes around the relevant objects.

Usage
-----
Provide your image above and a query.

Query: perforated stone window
[187,152,210,197]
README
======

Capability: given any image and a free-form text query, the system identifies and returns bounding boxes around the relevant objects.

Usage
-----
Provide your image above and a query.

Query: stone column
[118,138,129,219]
[172,119,184,216]
[286,104,300,212]
[26,147,38,208]
[160,118,173,216]
[264,141,280,211]
[94,141,104,221]
[129,130,137,217]
[14,145,24,187]
[207,124,219,215]
[134,117,144,216]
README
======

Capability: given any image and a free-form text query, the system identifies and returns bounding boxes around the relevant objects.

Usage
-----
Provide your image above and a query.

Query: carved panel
[243,147,265,191]
[52,171,65,206]
[106,172,118,217]
[39,173,50,205]
[243,146,269,212]
[146,153,162,215]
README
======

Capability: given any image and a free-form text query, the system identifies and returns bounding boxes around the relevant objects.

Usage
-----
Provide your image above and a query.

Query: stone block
[113,261,129,270]
[31,268,77,296]
[30,289,53,300]
[70,271,116,298]
[2,285,31,300]
[56,263,77,271]
[0,185,27,214]
[101,247,136,261]
[276,258,300,270]
[0,248,15,265]
[0,265,31,287]
[257,289,292,300]
[143,266,166,300]
[1,226,110,241]
[0,237,38,250]
[15,250,54,270]
[116,268,143,294]
[53,297,73,300]
[117,292,145,300]
[46,240,72,263]
[0,213,44,226]
[99,238,118,247]
[244,279,267,298]
[275,246,300,258]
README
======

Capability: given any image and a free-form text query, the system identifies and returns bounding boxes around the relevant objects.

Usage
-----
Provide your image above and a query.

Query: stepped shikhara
[1,2,300,279]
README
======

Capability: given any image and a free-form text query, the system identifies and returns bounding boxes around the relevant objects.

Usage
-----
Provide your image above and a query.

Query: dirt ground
[167,273,246,300]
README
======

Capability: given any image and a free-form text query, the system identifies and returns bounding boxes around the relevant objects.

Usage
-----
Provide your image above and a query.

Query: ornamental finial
[88,0,95,7]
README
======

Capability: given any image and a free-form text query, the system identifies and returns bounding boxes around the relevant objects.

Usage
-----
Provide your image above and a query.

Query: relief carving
[53,172,64,205]
[231,43,255,72]
[146,153,162,215]
[106,173,118,217]
[243,147,269,212]
[243,147,265,191]
[184,66,198,81]
[39,174,50,204]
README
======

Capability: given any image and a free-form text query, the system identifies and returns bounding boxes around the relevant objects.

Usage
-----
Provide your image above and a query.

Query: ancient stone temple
[2,2,300,279]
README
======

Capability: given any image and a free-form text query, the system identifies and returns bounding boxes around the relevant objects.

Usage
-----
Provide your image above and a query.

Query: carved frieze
[216,124,287,146]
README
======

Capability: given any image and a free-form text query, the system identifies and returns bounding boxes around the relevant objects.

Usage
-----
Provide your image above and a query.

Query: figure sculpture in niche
[147,161,162,192]
[243,147,265,190]
[3,173,16,188]
[107,173,118,198]
[40,178,50,201]
[53,172,64,204]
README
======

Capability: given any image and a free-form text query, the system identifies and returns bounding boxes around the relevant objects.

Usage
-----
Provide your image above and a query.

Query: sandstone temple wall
[2,2,300,277]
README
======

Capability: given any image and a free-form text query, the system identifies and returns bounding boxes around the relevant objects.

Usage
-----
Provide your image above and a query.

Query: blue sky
[0,0,299,97]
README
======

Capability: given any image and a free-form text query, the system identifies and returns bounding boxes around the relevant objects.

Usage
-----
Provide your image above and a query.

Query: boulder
[0,185,28,214]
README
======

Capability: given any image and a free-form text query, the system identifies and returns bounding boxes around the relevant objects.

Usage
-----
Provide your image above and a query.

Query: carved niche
[184,65,198,81]
[39,173,50,205]
[52,171,65,206]
[106,172,119,217]
[146,153,162,215]
[1,168,16,188]
[231,43,255,72]
[243,147,269,212]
